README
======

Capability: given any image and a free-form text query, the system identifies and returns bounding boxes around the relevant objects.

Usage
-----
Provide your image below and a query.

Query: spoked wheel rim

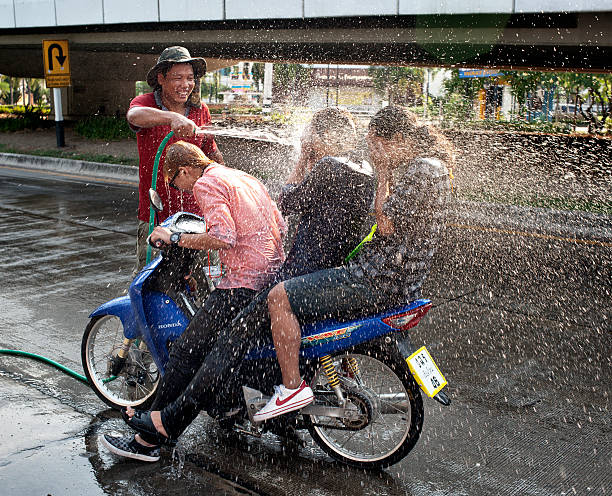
[84,315,159,408]
[308,353,416,464]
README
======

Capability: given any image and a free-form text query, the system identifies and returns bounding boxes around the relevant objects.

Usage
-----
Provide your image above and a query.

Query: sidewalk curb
[0,152,138,184]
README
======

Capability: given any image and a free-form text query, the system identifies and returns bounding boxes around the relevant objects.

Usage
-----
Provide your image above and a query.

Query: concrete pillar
[262,63,273,113]
[501,85,512,120]
[65,79,137,118]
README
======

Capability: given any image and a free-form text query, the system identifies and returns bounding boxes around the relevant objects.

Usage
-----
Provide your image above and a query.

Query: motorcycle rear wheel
[304,348,423,470]
[81,315,159,410]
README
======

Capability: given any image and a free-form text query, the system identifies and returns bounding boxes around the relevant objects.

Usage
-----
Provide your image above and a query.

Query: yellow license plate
[406,346,447,397]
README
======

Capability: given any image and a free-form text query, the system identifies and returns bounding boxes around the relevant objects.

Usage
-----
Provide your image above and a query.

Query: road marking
[0,165,137,186]
[449,222,612,248]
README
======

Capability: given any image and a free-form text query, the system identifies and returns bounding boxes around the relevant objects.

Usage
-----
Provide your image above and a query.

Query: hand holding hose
[169,113,198,139]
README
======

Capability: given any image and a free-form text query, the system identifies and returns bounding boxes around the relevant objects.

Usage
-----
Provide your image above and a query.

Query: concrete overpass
[1,0,611,116]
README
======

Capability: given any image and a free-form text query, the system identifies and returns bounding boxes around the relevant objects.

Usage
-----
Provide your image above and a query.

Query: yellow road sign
[43,40,71,87]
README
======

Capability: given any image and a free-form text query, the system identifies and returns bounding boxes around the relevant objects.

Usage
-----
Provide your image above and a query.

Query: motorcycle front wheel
[81,315,159,410]
[304,347,424,470]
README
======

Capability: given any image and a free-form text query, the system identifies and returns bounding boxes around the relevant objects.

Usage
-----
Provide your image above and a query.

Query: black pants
[149,287,257,414]
[159,288,271,440]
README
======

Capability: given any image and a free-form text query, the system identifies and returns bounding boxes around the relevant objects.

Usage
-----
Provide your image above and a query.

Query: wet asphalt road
[0,164,610,496]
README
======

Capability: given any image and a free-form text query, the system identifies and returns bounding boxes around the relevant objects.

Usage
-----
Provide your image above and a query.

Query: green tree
[26,78,50,106]
[0,78,8,104]
[0,75,22,105]
[443,70,486,99]
[556,73,611,133]
[442,70,487,120]
[368,66,424,105]
[273,64,312,102]
[506,71,542,106]
[507,71,611,132]
[441,68,611,133]
[135,81,149,96]
[251,62,265,92]
[201,72,230,103]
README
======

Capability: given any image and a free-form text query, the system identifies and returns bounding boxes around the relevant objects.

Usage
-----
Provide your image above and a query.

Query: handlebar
[146,211,207,251]
[149,236,167,249]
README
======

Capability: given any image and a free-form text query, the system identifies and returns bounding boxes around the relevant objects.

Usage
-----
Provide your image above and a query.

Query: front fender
[89,296,140,339]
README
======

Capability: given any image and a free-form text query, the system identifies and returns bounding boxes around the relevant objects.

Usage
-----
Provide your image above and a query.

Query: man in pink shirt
[101,140,285,461]
[191,161,285,291]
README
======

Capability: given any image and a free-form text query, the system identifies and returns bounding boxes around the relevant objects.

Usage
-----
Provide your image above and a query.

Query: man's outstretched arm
[127,107,198,138]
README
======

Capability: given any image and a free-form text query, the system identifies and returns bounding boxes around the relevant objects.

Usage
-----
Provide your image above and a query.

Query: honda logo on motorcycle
[157,322,182,329]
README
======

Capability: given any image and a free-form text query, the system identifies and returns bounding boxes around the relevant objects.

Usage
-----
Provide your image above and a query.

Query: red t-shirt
[129,92,219,222]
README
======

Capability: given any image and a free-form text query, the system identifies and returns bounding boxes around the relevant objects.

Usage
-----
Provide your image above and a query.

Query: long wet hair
[163,141,214,183]
[369,106,455,166]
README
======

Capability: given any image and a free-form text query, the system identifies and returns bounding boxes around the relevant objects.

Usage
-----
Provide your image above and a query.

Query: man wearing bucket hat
[127,46,224,273]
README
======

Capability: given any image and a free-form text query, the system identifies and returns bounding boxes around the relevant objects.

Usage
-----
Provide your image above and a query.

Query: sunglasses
[169,169,181,190]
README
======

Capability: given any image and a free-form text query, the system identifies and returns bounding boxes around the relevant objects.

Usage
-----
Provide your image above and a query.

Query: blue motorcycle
[81,192,450,469]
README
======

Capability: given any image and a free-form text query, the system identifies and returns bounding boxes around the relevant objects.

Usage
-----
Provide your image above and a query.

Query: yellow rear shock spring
[345,356,360,376]
[320,354,340,388]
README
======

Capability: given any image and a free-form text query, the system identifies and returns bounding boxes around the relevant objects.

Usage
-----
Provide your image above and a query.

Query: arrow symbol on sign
[47,43,67,71]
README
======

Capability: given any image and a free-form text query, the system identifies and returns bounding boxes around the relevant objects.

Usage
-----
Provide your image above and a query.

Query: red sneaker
[253,380,314,422]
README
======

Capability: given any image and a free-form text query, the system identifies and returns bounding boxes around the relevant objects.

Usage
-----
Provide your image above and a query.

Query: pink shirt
[193,163,286,291]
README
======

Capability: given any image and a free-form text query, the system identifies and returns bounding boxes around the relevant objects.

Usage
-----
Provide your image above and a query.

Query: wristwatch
[169,232,182,245]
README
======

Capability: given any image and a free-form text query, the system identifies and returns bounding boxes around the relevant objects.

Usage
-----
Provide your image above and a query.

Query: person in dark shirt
[254,105,455,421]
[276,107,374,280]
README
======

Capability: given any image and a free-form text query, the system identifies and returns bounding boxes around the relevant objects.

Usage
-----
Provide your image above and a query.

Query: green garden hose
[146,130,175,264]
[0,349,115,385]
[0,348,89,383]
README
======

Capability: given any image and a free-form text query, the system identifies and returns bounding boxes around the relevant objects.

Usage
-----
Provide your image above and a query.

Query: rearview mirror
[149,189,163,212]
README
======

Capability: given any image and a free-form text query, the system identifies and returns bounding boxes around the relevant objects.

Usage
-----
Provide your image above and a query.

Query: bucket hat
[146,46,207,88]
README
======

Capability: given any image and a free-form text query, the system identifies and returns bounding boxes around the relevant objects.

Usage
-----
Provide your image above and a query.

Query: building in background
[206,62,261,105]
[306,65,383,115]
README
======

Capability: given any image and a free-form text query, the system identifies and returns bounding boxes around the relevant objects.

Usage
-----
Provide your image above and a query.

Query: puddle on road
[0,375,106,496]
[0,375,256,496]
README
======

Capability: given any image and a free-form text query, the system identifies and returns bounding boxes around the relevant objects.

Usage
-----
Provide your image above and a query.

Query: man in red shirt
[128,46,224,272]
